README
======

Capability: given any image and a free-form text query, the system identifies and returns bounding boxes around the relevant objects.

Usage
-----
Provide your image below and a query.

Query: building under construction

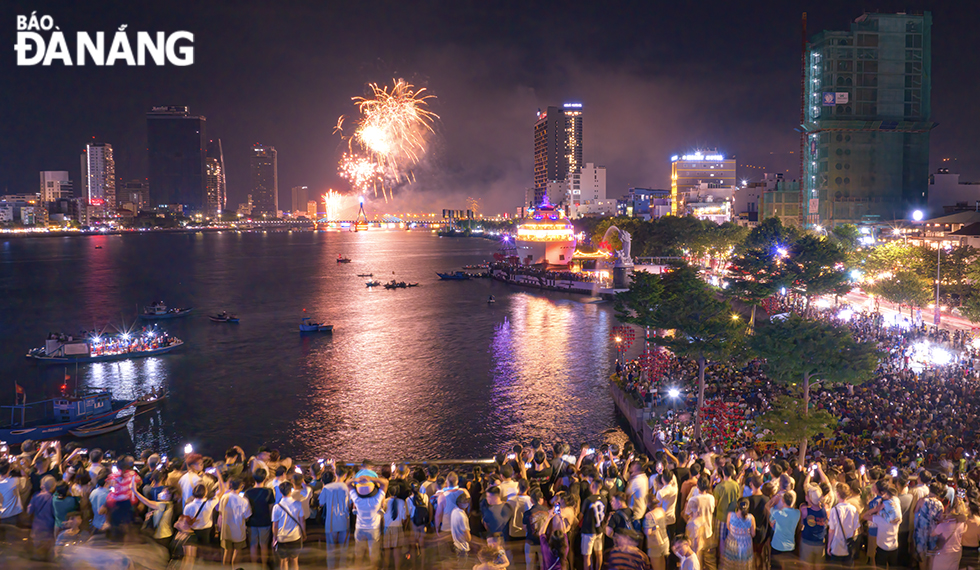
[802,11,935,226]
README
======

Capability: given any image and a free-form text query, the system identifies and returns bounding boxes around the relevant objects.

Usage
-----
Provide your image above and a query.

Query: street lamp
[614,336,623,363]
[912,210,924,222]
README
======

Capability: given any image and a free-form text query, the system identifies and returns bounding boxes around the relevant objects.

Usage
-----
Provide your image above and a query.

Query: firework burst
[336,79,438,201]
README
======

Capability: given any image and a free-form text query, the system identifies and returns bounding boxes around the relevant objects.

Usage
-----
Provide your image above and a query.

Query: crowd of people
[3,434,980,570]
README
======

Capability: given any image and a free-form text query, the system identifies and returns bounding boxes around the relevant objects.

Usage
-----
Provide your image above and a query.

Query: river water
[0,230,621,461]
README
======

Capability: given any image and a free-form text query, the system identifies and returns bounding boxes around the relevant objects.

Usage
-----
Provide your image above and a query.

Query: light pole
[935,243,942,327]
[615,336,623,364]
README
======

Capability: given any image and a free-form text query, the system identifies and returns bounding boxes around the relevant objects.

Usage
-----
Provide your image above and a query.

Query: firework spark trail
[336,79,438,201]
[338,152,385,200]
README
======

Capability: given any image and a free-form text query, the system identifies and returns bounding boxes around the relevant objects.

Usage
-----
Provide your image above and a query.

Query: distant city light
[563,102,583,108]
[677,152,725,161]
[668,388,680,399]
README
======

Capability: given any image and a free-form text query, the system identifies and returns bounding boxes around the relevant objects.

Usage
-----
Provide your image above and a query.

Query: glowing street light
[912,210,924,222]
[668,388,680,399]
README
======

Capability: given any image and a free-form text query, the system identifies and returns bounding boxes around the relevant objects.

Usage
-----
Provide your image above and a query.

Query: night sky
[1,0,976,214]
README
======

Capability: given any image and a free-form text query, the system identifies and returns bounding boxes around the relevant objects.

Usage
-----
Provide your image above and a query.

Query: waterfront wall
[607,378,661,458]
[491,269,627,297]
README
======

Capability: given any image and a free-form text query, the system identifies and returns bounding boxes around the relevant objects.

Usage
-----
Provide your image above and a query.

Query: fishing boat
[384,280,408,289]
[357,273,373,277]
[299,317,333,333]
[134,390,168,412]
[68,416,132,438]
[436,271,471,280]
[336,255,352,263]
[366,280,381,287]
[94,245,103,249]
[140,301,193,320]
[406,282,420,287]
[487,295,496,304]
[0,390,136,444]
[209,311,240,323]
[26,330,183,365]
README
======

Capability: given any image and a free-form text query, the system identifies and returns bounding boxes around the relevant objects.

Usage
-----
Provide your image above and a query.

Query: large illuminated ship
[513,201,577,266]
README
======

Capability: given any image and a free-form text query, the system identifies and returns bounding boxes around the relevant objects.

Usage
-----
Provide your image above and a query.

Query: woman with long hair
[930,498,967,570]
[721,498,756,570]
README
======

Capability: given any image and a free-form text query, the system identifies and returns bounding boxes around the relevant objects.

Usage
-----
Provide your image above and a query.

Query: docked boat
[437,271,471,280]
[299,317,333,333]
[366,280,381,287]
[140,301,193,320]
[0,390,136,444]
[69,416,132,438]
[337,255,352,263]
[26,330,183,365]
[209,311,240,323]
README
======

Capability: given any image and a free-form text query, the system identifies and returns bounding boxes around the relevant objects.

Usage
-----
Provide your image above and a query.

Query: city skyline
[1,2,976,215]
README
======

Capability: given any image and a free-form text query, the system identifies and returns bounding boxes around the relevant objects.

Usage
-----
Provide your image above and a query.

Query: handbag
[833,505,857,560]
[276,501,308,543]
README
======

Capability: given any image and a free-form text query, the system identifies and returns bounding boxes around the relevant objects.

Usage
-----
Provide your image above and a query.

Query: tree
[758,395,838,449]
[866,270,932,314]
[613,270,663,327]
[859,241,919,281]
[828,224,860,252]
[646,263,745,441]
[784,235,850,309]
[749,314,878,462]
[742,217,800,252]
[726,248,786,329]
[958,293,980,325]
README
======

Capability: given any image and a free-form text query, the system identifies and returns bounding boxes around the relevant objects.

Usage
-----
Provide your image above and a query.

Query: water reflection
[2,232,617,460]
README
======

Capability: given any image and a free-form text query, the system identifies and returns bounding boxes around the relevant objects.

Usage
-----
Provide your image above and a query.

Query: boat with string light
[26,328,183,364]
[512,200,577,266]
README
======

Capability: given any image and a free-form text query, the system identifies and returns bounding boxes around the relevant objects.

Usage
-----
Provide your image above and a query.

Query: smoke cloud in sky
[0,1,975,215]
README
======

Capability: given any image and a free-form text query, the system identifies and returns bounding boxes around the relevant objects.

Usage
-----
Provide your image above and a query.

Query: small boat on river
[209,311,240,323]
[300,317,333,333]
[0,390,135,444]
[27,330,183,364]
[140,301,193,320]
[337,255,352,263]
[436,271,471,280]
[69,416,132,438]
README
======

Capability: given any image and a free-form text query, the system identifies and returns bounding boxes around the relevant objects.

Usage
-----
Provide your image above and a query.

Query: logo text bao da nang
[15,13,193,66]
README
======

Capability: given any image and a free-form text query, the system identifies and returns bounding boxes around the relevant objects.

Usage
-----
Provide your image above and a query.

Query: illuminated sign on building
[675,153,725,162]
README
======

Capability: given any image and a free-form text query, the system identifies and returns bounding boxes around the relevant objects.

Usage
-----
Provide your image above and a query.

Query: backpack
[410,493,430,527]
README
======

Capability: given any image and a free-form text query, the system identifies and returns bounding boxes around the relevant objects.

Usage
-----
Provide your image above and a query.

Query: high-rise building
[204,139,227,218]
[250,145,278,216]
[40,171,72,202]
[803,11,934,226]
[80,143,115,217]
[670,151,737,215]
[291,186,309,213]
[147,106,207,212]
[119,180,149,212]
[533,103,583,206]
[306,200,318,220]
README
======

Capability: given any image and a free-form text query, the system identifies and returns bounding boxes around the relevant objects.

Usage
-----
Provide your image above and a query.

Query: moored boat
[26,330,183,365]
[140,301,193,320]
[135,390,168,411]
[0,390,135,444]
[436,271,471,280]
[366,280,381,287]
[69,416,132,438]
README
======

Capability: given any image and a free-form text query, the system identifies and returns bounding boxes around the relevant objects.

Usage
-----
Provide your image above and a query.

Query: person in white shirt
[827,484,860,562]
[508,479,534,541]
[182,473,226,564]
[348,472,389,567]
[318,468,350,569]
[626,461,649,522]
[218,479,252,566]
[655,470,679,527]
[0,458,26,533]
[382,485,409,564]
[178,454,204,507]
[272,481,306,570]
[865,481,903,568]
[497,464,519,502]
[674,538,702,570]
[450,493,472,555]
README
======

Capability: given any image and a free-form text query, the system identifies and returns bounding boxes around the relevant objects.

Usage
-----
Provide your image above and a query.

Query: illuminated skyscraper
[803,11,934,225]
[40,171,72,202]
[670,151,737,215]
[291,186,309,213]
[147,106,207,212]
[204,139,226,217]
[80,143,115,217]
[533,103,583,206]
[250,144,278,216]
